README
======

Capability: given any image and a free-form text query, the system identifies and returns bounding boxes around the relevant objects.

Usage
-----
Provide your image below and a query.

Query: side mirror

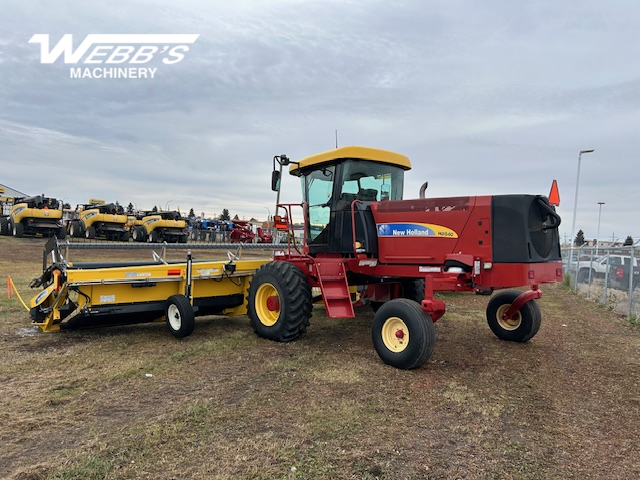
[271,170,281,192]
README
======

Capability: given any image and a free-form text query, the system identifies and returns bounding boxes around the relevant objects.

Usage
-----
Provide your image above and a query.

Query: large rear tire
[165,294,195,338]
[69,221,82,238]
[247,261,312,342]
[486,290,541,342]
[0,218,8,236]
[132,226,147,242]
[12,221,24,238]
[55,227,66,240]
[85,226,96,239]
[372,298,435,369]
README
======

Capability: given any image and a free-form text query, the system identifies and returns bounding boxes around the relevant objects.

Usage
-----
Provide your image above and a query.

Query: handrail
[350,199,363,256]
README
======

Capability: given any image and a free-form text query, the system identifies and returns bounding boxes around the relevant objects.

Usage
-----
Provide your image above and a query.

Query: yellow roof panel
[289,146,411,176]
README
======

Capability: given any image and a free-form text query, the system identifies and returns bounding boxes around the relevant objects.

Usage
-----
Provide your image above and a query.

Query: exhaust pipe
[419,182,428,199]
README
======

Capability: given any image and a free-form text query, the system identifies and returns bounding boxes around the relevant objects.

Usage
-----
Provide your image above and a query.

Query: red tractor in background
[229,220,255,243]
[256,226,273,243]
[246,146,563,369]
[229,220,273,243]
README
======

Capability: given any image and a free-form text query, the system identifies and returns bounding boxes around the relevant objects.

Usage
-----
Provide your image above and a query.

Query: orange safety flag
[548,179,560,206]
[7,276,12,298]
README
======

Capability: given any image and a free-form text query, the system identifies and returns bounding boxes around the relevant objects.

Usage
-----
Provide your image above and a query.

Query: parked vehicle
[577,254,640,290]
[67,202,129,241]
[132,210,188,243]
[0,195,65,239]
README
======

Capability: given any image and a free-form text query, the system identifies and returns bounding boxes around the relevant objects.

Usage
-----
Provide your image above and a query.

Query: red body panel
[371,196,493,265]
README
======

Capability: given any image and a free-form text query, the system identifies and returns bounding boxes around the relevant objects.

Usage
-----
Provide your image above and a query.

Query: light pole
[569,149,595,265]
[264,206,273,241]
[596,202,604,255]
[165,200,173,211]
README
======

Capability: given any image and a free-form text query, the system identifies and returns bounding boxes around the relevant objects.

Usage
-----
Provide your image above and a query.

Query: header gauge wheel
[165,294,195,338]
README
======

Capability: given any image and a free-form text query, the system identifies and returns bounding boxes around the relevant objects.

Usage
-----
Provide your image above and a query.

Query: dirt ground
[1,237,639,479]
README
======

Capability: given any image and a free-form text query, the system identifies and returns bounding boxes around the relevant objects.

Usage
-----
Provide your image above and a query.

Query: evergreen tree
[127,203,134,214]
[624,235,633,246]
[574,229,585,247]
[152,206,158,213]
[188,208,195,219]
[233,214,239,220]
[220,209,231,221]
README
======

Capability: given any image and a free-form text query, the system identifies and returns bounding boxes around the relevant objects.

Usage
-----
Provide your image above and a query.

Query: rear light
[528,270,535,279]
[556,268,563,277]
[616,267,624,279]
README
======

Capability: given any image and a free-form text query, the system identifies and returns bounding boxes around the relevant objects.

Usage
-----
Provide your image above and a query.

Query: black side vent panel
[492,195,561,263]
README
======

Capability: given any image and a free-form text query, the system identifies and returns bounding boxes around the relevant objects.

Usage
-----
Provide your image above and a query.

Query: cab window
[339,160,404,202]
[303,166,335,242]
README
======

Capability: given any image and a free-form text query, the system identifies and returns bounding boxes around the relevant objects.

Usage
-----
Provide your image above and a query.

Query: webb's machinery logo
[28,34,200,79]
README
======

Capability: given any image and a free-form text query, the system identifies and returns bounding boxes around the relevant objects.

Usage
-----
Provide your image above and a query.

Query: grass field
[1,236,639,479]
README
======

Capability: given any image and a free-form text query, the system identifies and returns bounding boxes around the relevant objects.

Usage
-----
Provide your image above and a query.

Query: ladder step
[315,260,354,318]
[319,275,344,281]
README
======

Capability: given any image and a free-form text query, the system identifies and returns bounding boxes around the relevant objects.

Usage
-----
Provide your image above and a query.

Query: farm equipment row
[2,197,270,244]
[24,146,563,369]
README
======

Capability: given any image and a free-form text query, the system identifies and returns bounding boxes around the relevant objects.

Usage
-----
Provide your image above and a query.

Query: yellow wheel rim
[496,304,522,330]
[381,316,409,353]
[255,283,280,327]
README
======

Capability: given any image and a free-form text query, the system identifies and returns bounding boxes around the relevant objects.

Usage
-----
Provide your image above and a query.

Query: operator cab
[279,146,411,256]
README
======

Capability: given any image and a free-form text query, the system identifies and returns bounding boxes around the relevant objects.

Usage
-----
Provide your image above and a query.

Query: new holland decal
[377,223,458,238]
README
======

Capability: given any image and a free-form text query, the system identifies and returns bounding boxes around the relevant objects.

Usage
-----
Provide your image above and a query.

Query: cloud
[0,0,639,240]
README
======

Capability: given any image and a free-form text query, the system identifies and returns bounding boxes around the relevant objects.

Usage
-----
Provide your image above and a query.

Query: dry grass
[1,236,639,479]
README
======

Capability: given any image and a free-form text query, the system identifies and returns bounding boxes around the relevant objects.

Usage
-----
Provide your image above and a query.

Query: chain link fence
[562,245,639,319]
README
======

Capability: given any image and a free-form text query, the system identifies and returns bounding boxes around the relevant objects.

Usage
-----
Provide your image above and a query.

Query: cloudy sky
[1,0,639,244]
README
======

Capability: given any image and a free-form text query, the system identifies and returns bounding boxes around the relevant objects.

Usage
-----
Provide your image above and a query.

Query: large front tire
[372,299,435,369]
[247,261,312,342]
[165,294,195,338]
[486,290,541,342]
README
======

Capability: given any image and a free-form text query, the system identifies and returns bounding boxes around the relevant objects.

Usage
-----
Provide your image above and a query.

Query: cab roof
[289,146,412,176]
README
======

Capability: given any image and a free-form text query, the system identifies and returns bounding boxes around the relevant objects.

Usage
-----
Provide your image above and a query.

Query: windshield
[303,166,335,242]
[339,160,404,202]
